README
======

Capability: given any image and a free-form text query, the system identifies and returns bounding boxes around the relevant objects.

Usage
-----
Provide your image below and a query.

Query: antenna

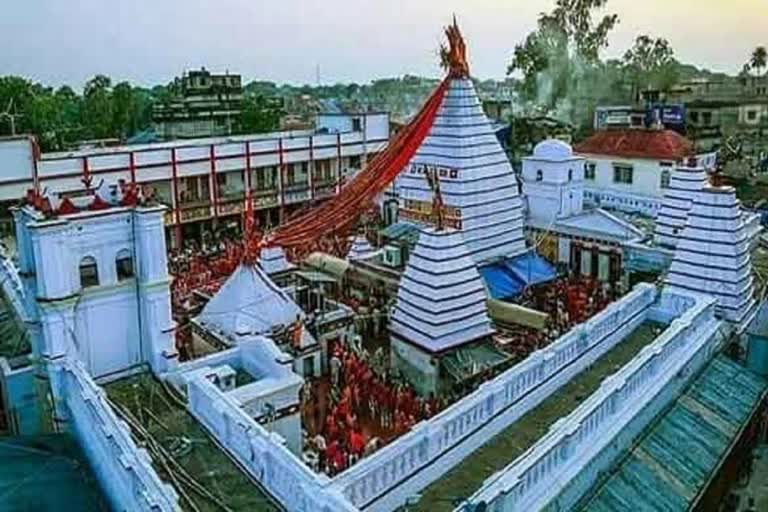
[0,99,22,136]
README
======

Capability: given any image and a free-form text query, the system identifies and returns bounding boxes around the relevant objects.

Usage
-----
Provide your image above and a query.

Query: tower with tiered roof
[390,226,496,394]
[393,22,526,265]
[654,160,708,249]
[665,185,756,324]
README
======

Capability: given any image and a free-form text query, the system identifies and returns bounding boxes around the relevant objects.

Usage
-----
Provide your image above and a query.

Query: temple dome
[533,139,574,161]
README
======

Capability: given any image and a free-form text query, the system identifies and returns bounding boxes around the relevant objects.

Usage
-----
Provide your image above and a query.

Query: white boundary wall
[187,376,356,512]
[185,283,657,512]
[50,359,179,512]
[328,283,658,511]
[465,289,721,512]
[0,256,30,322]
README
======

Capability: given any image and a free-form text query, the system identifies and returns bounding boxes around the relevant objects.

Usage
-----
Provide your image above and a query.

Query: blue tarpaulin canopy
[478,264,524,300]
[480,251,557,300]
[504,251,558,287]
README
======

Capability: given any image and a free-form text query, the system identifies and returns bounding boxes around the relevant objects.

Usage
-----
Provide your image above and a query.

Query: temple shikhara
[0,17,767,512]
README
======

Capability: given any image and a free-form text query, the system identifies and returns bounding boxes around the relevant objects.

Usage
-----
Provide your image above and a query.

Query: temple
[0,17,766,512]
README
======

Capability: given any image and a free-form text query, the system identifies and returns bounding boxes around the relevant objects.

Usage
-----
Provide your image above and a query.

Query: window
[689,111,699,124]
[660,170,671,189]
[216,173,227,196]
[613,164,634,184]
[702,112,712,125]
[286,164,296,186]
[536,170,543,182]
[352,117,362,132]
[116,249,134,281]
[255,167,267,190]
[747,110,758,121]
[568,169,573,182]
[349,155,362,169]
[585,162,596,181]
[79,256,99,288]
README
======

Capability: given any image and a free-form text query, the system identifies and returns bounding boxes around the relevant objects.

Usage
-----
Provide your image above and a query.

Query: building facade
[575,128,694,217]
[12,199,177,381]
[0,113,389,249]
[152,68,244,140]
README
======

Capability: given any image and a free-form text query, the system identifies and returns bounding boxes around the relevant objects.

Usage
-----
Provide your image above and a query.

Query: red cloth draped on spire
[264,77,450,251]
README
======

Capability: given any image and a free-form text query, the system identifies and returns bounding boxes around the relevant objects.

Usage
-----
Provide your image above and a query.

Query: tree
[240,95,281,134]
[82,74,114,139]
[622,35,678,98]
[750,46,767,76]
[507,0,620,127]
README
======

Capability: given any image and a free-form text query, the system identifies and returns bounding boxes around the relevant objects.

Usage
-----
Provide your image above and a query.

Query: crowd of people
[518,274,617,341]
[303,341,444,476]
[169,231,245,310]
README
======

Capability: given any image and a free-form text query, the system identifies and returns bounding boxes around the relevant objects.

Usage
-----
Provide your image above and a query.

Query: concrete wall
[0,361,41,435]
[4,130,388,205]
[17,206,176,380]
[167,337,304,455]
[584,156,669,199]
[329,284,658,512]
[465,289,721,512]
[316,113,390,143]
[187,375,357,512]
[51,359,179,512]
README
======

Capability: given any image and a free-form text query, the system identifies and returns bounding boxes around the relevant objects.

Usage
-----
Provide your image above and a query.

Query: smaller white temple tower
[259,246,295,277]
[521,139,586,223]
[665,185,756,325]
[390,227,495,395]
[654,160,708,249]
[13,200,177,381]
[347,234,375,261]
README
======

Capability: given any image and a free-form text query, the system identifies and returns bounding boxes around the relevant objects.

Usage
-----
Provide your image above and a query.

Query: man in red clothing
[349,429,365,463]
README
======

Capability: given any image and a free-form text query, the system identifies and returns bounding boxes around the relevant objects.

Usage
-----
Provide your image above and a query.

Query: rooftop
[0,434,110,512]
[579,355,768,512]
[574,129,693,161]
[414,320,664,511]
[106,374,281,512]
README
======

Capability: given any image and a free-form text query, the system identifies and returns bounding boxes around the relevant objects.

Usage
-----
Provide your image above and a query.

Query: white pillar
[133,206,178,373]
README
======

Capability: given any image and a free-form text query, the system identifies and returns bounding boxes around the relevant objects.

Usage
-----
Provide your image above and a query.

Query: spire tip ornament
[440,15,470,78]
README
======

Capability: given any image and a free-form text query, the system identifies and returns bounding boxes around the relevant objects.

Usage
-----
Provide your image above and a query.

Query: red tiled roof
[574,129,693,161]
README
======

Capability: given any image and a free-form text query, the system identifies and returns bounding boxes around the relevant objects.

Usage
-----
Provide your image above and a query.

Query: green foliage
[622,35,678,96]
[240,94,281,133]
[508,0,621,127]
[0,74,154,151]
[750,46,767,76]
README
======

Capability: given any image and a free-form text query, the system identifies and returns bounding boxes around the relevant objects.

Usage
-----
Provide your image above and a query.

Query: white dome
[533,139,573,160]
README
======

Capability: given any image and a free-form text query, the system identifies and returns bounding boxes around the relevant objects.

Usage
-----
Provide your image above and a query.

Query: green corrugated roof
[581,355,768,512]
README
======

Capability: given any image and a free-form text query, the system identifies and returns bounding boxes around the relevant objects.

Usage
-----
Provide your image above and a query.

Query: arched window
[79,256,99,288]
[536,170,543,182]
[116,249,134,281]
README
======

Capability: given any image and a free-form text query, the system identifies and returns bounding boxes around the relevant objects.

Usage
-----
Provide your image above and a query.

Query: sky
[1,0,765,89]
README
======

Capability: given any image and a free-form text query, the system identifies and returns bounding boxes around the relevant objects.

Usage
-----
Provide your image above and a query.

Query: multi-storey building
[0,113,389,248]
[667,75,768,151]
[152,68,244,140]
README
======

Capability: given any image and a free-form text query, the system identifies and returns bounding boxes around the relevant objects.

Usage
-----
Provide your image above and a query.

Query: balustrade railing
[329,284,657,509]
[466,291,718,512]
[55,360,179,512]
